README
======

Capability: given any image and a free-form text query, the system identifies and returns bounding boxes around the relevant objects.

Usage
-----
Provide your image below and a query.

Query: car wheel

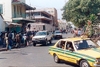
[54,54,60,63]
[33,43,36,46]
[49,39,52,44]
[44,40,48,46]
[80,60,90,67]
[61,36,63,39]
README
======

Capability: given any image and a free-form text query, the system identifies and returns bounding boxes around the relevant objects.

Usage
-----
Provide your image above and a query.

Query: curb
[0,48,7,51]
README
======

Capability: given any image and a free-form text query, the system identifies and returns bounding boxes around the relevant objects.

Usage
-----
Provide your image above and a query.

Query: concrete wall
[28,23,54,32]
[12,0,25,3]
[0,16,5,32]
[0,0,12,21]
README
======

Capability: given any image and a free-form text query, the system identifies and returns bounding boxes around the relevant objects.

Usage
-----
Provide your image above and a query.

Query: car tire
[54,54,60,63]
[80,60,90,67]
[61,36,63,39]
[44,40,48,46]
[33,43,36,46]
[49,39,52,44]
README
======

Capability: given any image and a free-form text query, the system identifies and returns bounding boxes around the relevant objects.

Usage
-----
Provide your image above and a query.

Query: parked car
[53,30,63,39]
[49,37,100,67]
[32,31,52,46]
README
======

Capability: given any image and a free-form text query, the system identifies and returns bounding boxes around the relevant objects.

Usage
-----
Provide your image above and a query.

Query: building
[0,0,35,32]
[58,19,68,30]
[0,14,5,32]
[26,9,55,32]
[44,8,58,27]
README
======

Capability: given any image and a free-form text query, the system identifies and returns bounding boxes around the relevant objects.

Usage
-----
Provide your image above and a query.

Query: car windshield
[35,31,47,36]
[74,39,98,50]
[54,31,61,34]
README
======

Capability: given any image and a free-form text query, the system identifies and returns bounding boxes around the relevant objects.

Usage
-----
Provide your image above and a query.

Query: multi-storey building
[0,14,5,32]
[44,8,58,27]
[58,19,68,30]
[26,9,55,32]
[0,0,35,32]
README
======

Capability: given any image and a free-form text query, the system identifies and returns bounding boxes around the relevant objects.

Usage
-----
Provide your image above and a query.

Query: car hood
[33,35,46,39]
[77,48,100,58]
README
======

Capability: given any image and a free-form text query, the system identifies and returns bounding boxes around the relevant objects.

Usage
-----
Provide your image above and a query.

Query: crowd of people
[71,28,83,37]
[0,31,37,50]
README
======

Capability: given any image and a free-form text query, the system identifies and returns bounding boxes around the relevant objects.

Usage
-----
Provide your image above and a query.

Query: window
[74,40,97,50]
[56,41,66,49]
[66,41,74,51]
[0,4,3,14]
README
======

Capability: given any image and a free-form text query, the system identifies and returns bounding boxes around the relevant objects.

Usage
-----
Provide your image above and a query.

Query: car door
[55,40,66,60]
[64,41,77,64]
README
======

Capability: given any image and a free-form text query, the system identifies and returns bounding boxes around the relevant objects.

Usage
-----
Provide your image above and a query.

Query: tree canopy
[62,0,100,27]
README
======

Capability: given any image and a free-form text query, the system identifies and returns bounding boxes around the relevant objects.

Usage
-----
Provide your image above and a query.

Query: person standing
[8,32,13,50]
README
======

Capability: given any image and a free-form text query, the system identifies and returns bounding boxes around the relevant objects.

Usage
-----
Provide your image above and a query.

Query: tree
[62,0,100,27]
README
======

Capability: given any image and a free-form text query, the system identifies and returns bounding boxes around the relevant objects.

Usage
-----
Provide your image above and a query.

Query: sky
[26,0,68,20]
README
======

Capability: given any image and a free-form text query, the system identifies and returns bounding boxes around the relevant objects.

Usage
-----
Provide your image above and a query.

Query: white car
[53,30,63,39]
[32,31,52,46]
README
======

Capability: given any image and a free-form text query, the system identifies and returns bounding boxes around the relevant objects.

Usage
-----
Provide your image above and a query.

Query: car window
[35,31,47,36]
[66,41,74,51]
[54,31,61,34]
[74,40,98,50]
[56,41,66,49]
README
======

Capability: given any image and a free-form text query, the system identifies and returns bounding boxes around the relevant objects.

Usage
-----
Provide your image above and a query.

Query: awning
[12,17,35,23]
[5,21,22,27]
[12,2,36,10]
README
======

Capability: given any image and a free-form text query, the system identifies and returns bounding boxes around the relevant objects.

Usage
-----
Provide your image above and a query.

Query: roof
[60,37,90,42]
[12,2,36,10]
[26,10,52,16]
[12,17,35,23]
[0,14,4,19]
[4,21,22,27]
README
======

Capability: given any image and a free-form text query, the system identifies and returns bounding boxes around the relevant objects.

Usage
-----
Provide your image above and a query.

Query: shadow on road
[59,60,79,67]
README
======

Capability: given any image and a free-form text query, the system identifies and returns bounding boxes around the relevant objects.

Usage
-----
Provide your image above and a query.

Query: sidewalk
[0,46,7,51]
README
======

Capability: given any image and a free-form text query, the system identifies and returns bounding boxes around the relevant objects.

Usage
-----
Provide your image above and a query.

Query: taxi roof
[60,37,90,42]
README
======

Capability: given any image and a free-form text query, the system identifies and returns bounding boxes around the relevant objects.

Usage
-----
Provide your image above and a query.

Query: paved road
[0,33,78,67]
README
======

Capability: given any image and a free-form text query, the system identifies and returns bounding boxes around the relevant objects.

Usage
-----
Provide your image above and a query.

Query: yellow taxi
[49,37,100,67]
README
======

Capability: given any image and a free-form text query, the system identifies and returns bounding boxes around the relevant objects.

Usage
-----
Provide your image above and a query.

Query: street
[0,33,78,67]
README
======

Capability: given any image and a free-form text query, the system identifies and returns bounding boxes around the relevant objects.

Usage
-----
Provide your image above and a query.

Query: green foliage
[62,0,100,27]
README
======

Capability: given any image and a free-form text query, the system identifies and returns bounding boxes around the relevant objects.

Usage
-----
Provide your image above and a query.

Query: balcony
[34,16,52,21]
[13,13,26,18]
[26,16,35,20]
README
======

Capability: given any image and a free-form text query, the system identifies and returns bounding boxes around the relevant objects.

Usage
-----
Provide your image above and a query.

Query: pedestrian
[5,32,8,49]
[78,28,82,36]
[74,28,78,37]
[8,32,13,50]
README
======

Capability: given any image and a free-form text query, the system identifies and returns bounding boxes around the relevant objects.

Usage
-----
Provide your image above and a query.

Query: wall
[0,16,5,32]
[12,4,26,18]
[12,0,25,3]
[0,0,12,21]
[28,23,54,32]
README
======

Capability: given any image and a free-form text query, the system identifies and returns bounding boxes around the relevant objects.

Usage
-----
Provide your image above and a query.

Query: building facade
[26,10,55,32]
[0,14,5,32]
[0,0,35,32]
[58,19,68,30]
[44,8,58,27]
